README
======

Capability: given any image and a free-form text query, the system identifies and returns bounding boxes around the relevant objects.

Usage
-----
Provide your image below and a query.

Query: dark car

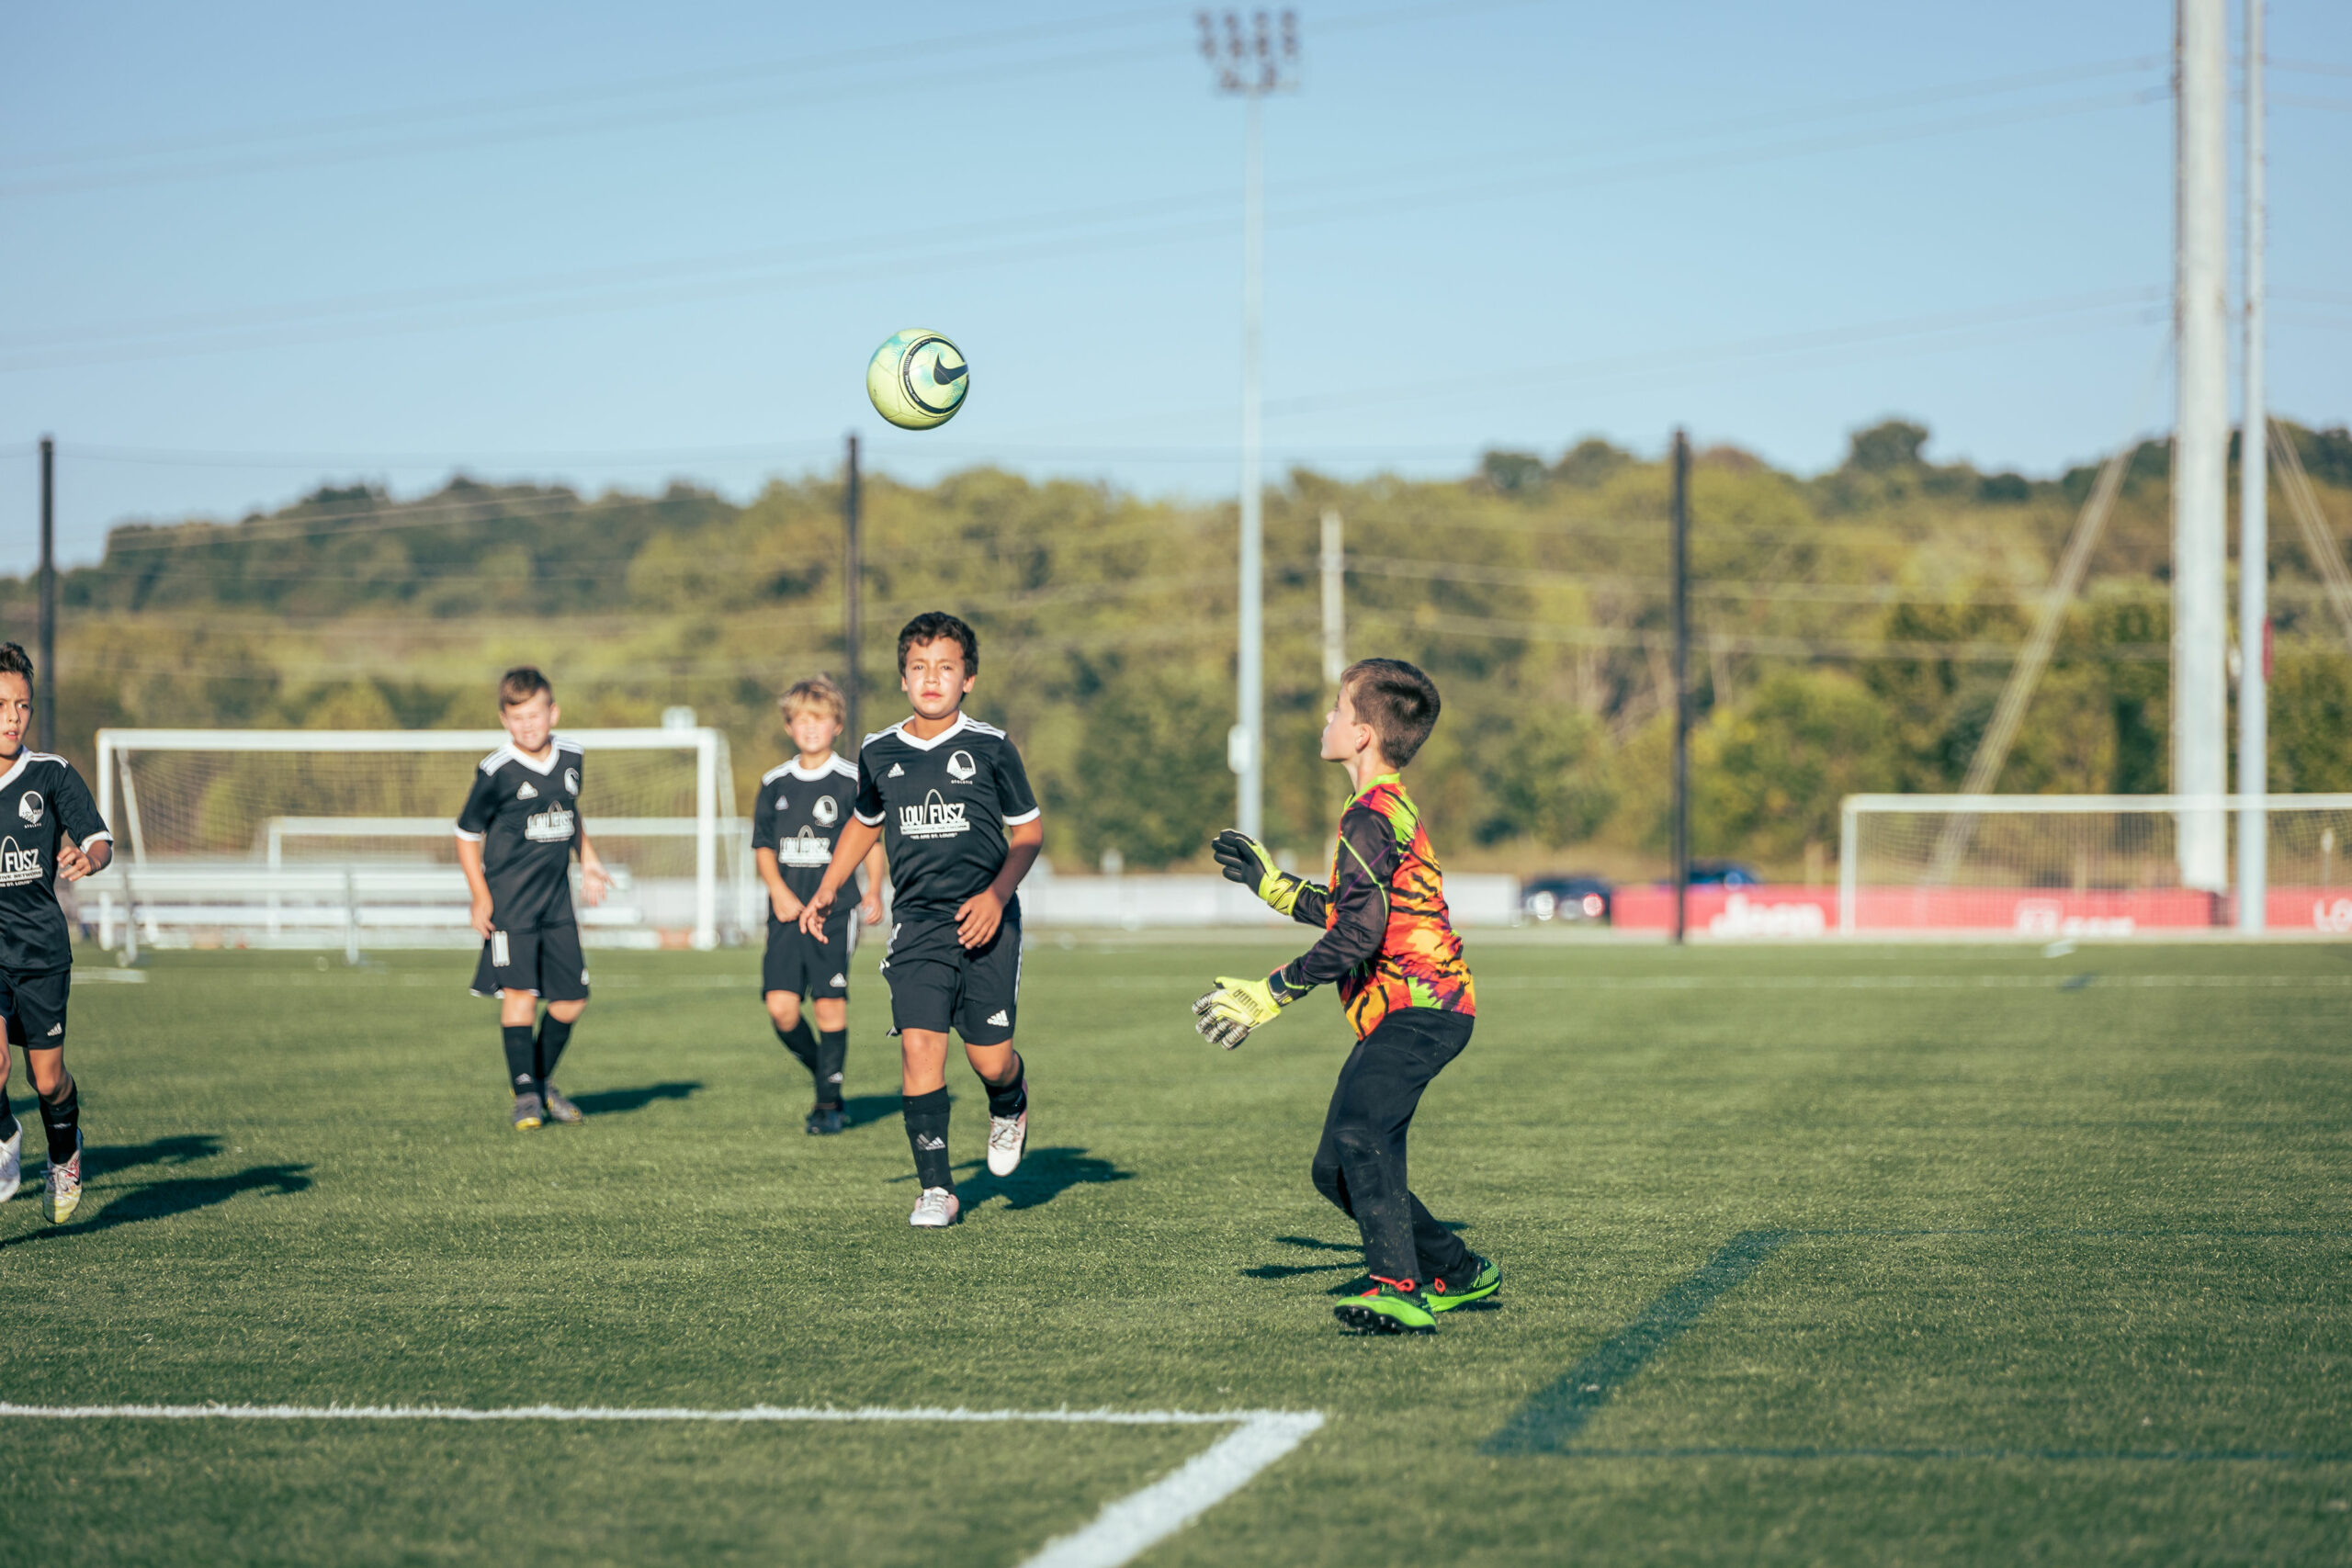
[1685,859,1762,887]
[1523,874,1613,924]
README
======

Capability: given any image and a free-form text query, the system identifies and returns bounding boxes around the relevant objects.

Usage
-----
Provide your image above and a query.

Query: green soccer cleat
[511,1092,544,1132]
[1333,1280,1437,1336]
[540,1086,583,1125]
[1426,1254,1500,1313]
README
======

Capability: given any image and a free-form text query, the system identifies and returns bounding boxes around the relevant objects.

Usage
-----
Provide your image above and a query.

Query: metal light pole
[2236,0,2267,931]
[38,435,54,756]
[1199,8,1298,840]
[2174,0,2230,897]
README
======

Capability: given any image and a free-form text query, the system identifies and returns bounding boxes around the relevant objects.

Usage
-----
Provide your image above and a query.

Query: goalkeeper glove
[1211,829,1306,916]
[1193,972,1298,1050]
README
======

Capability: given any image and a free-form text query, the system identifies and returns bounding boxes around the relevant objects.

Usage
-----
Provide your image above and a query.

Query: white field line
[0,1403,1325,1568]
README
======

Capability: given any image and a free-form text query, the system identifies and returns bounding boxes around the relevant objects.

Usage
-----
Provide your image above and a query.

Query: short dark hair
[1341,658,1442,768]
[498,666,554,708]
[897,612,978,675]
[0,643,32,684]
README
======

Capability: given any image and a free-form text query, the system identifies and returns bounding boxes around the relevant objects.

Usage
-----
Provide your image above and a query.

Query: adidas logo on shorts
[985,1010,1009,1027]
[44,1022,61,1036]
[830,973,847,987]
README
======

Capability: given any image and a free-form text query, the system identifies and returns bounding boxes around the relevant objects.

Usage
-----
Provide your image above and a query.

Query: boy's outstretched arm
[797,818,883,942]
[1196,806,1396,1048]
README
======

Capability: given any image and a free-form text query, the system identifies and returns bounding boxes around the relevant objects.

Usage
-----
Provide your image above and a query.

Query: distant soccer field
[4,936,2350,1565]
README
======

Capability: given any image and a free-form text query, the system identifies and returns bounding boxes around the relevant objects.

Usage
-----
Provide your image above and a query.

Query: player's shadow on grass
[571,1081,701,1117]
[939,1146,1135,1213]
[88,1134,225,1174]
[837,1093,904,1130]
[2,1163,311,1248]
[1244,1229,1488,1302]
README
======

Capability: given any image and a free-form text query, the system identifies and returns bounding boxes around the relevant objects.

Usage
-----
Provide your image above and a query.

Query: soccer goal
[1838,794,2352,938]
[86,728,747,954]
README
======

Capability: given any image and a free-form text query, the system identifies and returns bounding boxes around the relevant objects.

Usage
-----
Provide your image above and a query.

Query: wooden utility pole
[842,433,862,746]
[38,435,55,755]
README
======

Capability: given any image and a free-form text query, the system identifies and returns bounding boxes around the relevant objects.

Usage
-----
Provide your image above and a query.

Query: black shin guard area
[984,1054,1027,1120]
[902,1087,953,1191]
[816,1030,847,1107]
[775,1019,820,1077]
[502,1025,537,1094]
[40,1077,77,1159]
[534,1014,574,1083]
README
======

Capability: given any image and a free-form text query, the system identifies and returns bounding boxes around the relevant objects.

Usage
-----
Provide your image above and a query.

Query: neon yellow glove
[1211,829,1306,916]
[1193,973,1294,1050]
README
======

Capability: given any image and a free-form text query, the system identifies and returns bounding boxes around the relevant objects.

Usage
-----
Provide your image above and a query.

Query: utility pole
[2174,0,2229,897]
[1671,430,1690,946]
[38,435,54,756]
[1319,508,1345,686]
[842,433,862,747]
[2237,0,2268,932]
[1199,8,1298,840]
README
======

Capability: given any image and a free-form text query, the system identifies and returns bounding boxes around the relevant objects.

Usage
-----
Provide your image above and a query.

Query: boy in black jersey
[752,675,886,1136]
[0,645,112,1223]
[800,613,1042,1227]
[456,668,612,1131]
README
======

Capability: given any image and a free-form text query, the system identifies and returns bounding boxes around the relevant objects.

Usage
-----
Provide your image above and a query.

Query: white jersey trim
[480,738,581,777]
[453,827,485,842]
[766,754,857,784]
[854,809,886,827]
[865,713,1000,754]
[1002,807,1042,827]
[0,750,43,793]
[79,829,114,846]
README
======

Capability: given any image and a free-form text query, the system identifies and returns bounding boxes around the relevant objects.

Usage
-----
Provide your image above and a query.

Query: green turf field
[4,936,2350,1565]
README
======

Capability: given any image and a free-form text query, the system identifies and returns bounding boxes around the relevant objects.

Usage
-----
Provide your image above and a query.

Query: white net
[92,728,745,951]
[1841,795,2352,936]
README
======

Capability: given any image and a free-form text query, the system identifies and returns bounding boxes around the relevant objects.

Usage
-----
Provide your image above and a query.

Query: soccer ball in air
[866,330,969,429]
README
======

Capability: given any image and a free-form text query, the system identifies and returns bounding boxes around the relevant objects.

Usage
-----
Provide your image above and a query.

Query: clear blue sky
[2,0,2346,569]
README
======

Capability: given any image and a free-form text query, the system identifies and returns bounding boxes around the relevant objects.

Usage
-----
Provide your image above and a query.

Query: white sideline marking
[0,1403,1325,1568]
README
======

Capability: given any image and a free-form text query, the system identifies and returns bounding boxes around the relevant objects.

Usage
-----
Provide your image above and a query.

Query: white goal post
[1838,793,2352,938]
[86,728,742,953]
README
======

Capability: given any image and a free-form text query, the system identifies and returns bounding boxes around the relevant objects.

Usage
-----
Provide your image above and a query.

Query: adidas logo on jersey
[986,1010,1010,1027]
[515,782,539,800]
[888,762,905,777]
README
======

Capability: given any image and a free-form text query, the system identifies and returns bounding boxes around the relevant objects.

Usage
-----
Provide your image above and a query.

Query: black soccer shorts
[763,909,855,999]
[882,914,1022,1046]
[470,922,591,1002]
[0,967,71,1050]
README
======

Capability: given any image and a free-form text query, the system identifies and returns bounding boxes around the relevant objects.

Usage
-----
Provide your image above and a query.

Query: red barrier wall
[1611,884,2352,934]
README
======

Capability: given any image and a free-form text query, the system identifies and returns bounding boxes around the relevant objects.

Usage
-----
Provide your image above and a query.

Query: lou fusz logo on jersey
[0,835,42,886]
[525,806,576,842]
[899,790,969,839]
[777,826,832,866]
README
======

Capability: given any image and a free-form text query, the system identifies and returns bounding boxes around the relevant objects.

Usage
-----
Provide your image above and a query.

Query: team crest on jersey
[0,835,41,887]
[813,795,840,825]
[516,782,539,800]
[16,791,40,825]
[899,789,969,840]
[945,750,977,783]
[565,768,581,795]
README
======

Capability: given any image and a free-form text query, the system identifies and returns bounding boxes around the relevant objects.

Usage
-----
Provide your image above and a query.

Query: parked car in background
[1523,874,1613,925]
[1686,859,1763,887]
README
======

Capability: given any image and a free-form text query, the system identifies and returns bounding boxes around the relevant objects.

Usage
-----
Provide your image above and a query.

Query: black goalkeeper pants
[1310,1007,1476,1289]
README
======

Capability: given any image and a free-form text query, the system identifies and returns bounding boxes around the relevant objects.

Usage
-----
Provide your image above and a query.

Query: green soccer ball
[865,329,969,430]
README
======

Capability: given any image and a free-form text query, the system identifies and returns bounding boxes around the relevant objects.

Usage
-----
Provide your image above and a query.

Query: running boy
[1196,657,1497,1335]
[0,644,112,1223]
[798,612,1041,1228]
[752,675,887,1135]
[456,667,611,1131]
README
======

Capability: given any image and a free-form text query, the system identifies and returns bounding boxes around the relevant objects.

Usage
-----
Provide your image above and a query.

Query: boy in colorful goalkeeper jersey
[1196,657,1497,1336]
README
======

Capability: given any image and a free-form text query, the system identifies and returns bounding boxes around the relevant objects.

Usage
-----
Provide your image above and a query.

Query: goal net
[1838,794,2352,937]
[88,728,747,953]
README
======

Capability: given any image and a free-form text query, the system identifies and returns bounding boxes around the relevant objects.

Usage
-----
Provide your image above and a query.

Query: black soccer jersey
[750,753,861,904]
[854,714,1038,922]
[455,739,584,931]
[0,750,110,974]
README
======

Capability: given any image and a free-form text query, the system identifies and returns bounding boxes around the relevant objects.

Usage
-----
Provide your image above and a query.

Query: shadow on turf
[569,1081,701,1117]
[1243,1228,1473,1291]
[923,1145,1136,1213]
[1,1163,312,1247]
[837,1093,903,1130]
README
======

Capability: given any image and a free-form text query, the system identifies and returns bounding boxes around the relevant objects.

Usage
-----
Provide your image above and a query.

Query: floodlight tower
[1198,8,1299,840]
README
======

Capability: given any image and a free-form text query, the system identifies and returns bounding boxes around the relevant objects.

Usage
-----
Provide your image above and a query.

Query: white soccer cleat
[43,1132,81,1224]
[909,1187,961,1228]
[986,1108,1028,1178]
[0,1122,19,1204]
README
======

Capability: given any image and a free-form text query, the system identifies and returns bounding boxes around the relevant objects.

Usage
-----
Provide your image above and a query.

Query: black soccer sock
[901,1088,953,1192]
[983,1053,1027,1120]
[502,1024,537,1097]
[535,1013,575,1087]
[39,1076,78,1161]
[774,1018,820,1078]
[815,1030,848,1109]
[0,1095,17,1144]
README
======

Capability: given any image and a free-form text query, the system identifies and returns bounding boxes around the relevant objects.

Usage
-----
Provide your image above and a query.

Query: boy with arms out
[799,613,1041,1227]
[1197,657,1498,1335]
[752,675,887,1135]
[0,644,113,1222]
[456,668,611,1130]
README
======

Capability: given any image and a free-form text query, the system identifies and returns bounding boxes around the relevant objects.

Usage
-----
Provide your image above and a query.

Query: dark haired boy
[0,643,112,1223]
[752,674,887,1135]
[799,612,1042,1228]
[1198,657,1496,1334]
[456,667,611,1130]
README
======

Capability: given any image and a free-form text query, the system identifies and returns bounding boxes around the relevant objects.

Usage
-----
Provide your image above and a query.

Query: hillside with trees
[8,419,2351,881]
